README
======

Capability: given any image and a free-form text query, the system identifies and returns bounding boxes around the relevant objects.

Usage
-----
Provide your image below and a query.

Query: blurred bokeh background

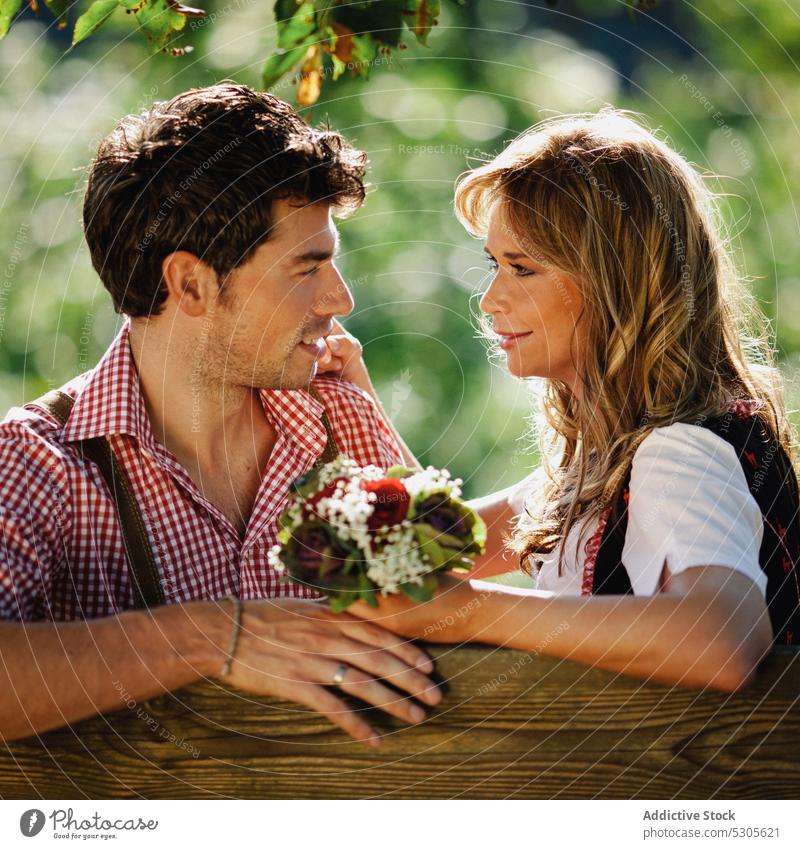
[1,0,799,502]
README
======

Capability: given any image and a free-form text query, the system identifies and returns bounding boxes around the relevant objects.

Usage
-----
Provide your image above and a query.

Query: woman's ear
[161,251,221,317]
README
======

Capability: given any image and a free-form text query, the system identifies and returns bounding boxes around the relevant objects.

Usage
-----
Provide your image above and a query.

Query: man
[0,84,440,748]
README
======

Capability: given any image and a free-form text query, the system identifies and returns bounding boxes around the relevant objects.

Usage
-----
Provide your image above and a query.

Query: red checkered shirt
[0,319,403,621]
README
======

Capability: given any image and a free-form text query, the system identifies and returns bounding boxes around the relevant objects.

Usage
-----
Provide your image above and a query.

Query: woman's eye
[511,263,536,277]
[484,255,499,271]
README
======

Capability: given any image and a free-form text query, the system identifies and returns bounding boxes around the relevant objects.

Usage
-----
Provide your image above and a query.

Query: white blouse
[507,423,768,598]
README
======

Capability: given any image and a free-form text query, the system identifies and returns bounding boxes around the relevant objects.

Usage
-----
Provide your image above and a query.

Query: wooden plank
[1,647,798,799]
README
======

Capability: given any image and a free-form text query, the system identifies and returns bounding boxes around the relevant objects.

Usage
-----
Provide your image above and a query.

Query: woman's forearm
[465,567,772,691]
[465,489,524,578]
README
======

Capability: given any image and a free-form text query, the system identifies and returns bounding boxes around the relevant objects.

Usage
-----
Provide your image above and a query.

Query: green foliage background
[1,0,799,502]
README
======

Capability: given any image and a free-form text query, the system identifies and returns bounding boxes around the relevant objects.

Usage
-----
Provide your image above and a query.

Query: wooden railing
[1,646,798,799]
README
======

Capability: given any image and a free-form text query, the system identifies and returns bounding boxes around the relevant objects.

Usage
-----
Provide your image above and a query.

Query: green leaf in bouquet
[385,465,414,479]
[278,507,295,531]
[411,520,464,551]
[465,509,488,553]
[398,572,438,603]
[411,524,447,569]
[328,591,360,613]
[289,465,324,498]
[357,569,379,608]
[447,554,475,574]
[342,549,365,576]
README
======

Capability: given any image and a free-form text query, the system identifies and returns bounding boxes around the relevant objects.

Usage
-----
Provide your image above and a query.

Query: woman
[320,109,800,691]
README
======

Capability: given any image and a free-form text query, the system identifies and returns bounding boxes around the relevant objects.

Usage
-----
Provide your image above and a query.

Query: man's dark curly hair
[83,82,367,317]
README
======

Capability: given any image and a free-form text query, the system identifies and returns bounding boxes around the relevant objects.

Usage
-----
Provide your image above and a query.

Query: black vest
[592,411,800,646]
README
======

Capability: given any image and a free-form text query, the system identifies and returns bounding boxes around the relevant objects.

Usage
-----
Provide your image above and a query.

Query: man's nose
[315,267,354,318]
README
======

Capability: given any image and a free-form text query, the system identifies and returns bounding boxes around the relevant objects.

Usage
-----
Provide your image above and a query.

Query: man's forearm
[0,601,228,741]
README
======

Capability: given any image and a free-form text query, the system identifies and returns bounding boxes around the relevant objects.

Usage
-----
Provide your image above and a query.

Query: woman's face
[480,203,587,392]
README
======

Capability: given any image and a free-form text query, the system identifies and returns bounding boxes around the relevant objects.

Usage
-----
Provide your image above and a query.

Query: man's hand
[216,598,442,747]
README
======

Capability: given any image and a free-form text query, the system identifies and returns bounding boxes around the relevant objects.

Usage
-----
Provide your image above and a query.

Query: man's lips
[495,330,533,350]
[296,324,334,358]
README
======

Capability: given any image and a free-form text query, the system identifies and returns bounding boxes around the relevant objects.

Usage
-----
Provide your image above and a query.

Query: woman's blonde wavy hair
[454,108,796,573]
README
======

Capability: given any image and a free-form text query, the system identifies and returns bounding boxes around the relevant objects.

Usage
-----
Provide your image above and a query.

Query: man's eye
[299,266,320,277]
[511,263,536,277]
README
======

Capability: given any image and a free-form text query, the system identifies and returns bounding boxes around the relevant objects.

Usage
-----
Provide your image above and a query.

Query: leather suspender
[29,383,339,609]
[29,389,166,610]
[307,383,340,467]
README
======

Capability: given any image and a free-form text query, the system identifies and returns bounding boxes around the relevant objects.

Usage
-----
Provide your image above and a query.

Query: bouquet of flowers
[268,458,487,611]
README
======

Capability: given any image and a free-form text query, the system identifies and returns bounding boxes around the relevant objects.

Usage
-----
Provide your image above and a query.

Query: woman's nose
[479,275,503,314]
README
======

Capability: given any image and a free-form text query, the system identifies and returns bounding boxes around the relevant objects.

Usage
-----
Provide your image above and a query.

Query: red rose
[304,477,347,517]
[362,478,410,530]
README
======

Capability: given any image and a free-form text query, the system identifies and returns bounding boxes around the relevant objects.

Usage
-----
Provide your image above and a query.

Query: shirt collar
[62,317,328,456]
[259,386,327,456]
[61,317,153,446]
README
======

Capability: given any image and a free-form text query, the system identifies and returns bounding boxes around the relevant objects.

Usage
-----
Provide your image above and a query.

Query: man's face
[202,199,354,390]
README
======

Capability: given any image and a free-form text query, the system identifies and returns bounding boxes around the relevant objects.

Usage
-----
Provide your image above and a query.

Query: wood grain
[1,647,798,799]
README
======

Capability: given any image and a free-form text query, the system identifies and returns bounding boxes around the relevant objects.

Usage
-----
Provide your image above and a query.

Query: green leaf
[357,569,378,607]
[327,590,359,613]
[0,0,22,40]
[262,40,313,88]
[73,0,119,45]
[413,523,466,550]
[398,577,435,603]
[470,511,487,552]
[134,0,187,54]
[386,465,414,479]
[329,52,346,81]
[349,32,378,74]
[277,0,315,50]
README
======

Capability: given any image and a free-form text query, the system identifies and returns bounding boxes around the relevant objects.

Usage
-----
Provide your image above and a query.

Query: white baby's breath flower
[268,544,286,573]
[365,525,430,594]
[404,465,462,500]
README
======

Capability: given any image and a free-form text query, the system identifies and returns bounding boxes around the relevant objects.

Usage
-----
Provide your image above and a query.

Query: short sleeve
[622,423,766,597]
[0,427,70,621]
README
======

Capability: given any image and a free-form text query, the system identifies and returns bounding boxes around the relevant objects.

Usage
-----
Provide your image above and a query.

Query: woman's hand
[348,573,482,643]
[316,319,422,470]
[317,320,373,395]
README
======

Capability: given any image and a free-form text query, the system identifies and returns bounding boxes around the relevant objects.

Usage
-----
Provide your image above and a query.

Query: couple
[0,83,797,748]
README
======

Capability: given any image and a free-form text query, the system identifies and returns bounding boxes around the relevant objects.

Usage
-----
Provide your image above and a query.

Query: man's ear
[161,252,220,317]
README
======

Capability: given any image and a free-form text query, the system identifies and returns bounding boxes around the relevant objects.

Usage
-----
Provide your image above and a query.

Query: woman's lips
[496,331,533,350]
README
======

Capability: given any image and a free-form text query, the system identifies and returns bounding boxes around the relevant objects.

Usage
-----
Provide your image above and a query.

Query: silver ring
[332,663,348,686]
